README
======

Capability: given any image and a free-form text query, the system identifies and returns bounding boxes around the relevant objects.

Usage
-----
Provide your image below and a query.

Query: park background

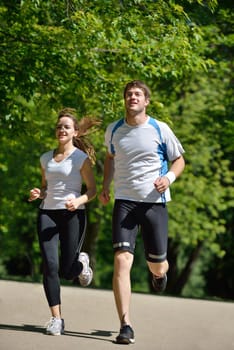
[0,0,233,301]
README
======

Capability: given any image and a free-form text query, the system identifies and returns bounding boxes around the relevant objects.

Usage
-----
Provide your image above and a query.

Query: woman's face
[55,116,78,144]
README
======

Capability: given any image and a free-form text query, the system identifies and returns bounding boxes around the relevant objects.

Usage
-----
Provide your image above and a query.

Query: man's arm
[154,155,185,193]
[99,152,115,205]
[167,155,185,179]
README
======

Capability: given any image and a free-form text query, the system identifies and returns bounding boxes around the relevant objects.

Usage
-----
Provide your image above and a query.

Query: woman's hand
[65,197,80,211]
[28,188,41,201]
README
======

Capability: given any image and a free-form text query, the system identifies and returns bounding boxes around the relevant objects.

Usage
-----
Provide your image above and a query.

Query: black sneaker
[152,274,167,292]
[116,325,135,344]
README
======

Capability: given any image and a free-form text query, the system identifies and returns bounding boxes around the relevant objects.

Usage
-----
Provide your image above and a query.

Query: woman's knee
[44,259,59,277]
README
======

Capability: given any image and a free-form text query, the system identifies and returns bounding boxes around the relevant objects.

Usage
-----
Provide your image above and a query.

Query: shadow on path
[0,324,116,343]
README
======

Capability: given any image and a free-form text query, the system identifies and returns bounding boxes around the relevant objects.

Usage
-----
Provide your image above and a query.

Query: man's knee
[114,250,133,271]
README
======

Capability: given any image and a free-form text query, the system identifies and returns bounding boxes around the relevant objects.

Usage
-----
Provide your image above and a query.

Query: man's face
[125,87,149,114]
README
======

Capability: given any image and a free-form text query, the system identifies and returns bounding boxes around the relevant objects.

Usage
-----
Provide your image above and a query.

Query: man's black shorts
[112,199,168,263]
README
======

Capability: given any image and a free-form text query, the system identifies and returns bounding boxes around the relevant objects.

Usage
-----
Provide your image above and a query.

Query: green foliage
[0,0,233,299]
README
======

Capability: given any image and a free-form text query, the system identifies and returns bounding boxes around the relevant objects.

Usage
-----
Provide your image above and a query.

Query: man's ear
[145,98,150,107]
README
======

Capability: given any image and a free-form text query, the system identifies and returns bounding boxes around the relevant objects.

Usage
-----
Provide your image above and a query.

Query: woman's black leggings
[37,209,86,307]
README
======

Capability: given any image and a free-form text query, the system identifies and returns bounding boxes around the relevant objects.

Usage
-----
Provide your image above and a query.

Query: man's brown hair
[123,80,151,100]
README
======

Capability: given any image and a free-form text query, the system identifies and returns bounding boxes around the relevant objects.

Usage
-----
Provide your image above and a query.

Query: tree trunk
[170,241,203,295]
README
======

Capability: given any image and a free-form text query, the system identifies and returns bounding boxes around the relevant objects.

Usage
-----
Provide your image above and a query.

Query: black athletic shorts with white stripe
[112,199,168,263]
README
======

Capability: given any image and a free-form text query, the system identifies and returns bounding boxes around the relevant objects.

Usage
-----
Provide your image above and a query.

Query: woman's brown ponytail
[57,108,101,165]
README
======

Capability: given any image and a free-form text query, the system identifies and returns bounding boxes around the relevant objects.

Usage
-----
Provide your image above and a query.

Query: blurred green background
[0,0,233,300]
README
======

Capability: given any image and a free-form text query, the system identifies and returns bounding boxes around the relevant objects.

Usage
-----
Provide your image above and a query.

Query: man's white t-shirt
[105,116,184,203]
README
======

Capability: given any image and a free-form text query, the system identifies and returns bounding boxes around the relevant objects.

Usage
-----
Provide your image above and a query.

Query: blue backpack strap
[110,118,124,155]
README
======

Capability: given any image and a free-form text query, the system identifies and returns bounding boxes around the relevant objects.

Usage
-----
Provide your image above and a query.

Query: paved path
[0,280,233,350]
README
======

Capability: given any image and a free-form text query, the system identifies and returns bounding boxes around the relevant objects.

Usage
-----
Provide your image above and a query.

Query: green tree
[0,0,233,299]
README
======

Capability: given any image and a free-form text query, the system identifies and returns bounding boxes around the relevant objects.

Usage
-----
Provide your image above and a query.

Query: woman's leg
[37,210,61,311]
[59,210,86,280]
[38,210,65,336]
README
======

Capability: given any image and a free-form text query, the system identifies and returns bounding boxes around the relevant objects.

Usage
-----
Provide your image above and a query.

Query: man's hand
[154,177,170,193]
[99,189,111,205]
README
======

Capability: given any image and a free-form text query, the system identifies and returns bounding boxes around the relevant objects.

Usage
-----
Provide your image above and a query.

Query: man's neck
[125,112,148,126]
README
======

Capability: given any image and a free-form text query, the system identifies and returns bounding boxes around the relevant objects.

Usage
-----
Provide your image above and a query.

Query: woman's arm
[65,158,97,211]
[29,166,47,201]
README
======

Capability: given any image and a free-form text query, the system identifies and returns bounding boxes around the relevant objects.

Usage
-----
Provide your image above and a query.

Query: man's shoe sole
[116,337,135,344]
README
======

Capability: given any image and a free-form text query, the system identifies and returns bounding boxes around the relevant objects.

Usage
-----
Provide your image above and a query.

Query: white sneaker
[78,252,93,287]
[46,317,65,335]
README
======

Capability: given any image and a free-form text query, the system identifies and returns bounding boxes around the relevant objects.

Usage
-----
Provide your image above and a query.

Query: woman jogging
[29,108,99,336]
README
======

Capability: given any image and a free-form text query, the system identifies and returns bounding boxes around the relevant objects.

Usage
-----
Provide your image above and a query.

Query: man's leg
[147,260,169,278]
[113,250,134,327]
[141,203,169,292]
[148,260,169,292]
[112,200,137,343]
[113,250,135,344]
